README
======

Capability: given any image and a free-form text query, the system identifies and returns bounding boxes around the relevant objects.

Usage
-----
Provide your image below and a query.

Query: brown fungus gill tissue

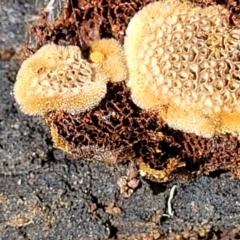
[14,0,240,182]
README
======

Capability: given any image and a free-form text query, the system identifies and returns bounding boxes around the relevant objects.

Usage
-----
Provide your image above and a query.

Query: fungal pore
[125,0,240,137]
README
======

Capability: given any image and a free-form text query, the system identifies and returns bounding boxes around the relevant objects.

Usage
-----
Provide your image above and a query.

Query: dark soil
[1,1,240,239]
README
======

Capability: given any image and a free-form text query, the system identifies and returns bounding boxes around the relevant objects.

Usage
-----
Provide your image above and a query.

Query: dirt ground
[1,1,240,239]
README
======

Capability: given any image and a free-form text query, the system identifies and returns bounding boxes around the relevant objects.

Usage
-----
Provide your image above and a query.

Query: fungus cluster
[125,0,240,137]
[13,0,240,182]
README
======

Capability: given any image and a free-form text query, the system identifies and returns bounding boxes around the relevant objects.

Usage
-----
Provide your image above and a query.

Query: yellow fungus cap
[14,44,108,115]
[90,38,128,83]
[125,0,240,137]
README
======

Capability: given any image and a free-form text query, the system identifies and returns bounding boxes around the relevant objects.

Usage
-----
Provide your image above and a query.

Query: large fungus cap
[125,0,240,137]
[14,44,108,115]
[90,38,128,83]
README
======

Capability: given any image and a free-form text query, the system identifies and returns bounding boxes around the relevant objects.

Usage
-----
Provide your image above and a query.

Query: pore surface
[125,0,240,137]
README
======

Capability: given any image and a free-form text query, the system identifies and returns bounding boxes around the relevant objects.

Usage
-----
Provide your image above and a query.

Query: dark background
[1,1,240,239]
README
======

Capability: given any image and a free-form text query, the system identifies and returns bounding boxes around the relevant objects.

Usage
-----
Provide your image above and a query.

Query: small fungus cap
[14,44,108,115]
[124,0,240,137]
[90,38,128,83]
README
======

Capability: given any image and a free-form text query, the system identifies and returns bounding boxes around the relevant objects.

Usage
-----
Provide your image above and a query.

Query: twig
[163,185,177,217]
[167,185,177,216]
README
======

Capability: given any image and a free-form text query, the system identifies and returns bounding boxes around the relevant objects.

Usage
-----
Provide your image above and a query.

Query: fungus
[14,44,108,115]
[90,38,128,83]
[124,0,240,137]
